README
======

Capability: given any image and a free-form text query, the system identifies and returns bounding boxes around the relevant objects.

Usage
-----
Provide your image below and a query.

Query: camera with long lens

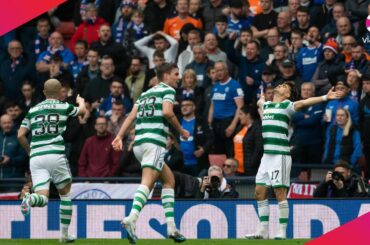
[331,171,345,182]
[205,176,221,197]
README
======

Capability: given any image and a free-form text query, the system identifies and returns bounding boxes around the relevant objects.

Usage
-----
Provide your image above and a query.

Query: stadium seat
[56,21,75,47]
[208,154,227,169]
[310,169,329,182]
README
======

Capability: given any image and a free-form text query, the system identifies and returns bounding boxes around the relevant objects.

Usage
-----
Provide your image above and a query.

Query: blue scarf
[128,22,146,40]
[11,56,22,72]
[115,16,129,43]
[35,34,49,55]
[42,46,65,63]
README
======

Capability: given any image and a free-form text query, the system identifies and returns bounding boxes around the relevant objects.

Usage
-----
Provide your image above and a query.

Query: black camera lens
[332,171,344,182]
[210,176,220,187]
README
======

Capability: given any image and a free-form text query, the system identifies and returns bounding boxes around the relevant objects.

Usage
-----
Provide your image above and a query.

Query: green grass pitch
[0,239,310,245]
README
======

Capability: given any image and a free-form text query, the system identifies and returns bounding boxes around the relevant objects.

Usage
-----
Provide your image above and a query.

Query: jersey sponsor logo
[212,93,226,100]
[263,114,274,120]
[302,57,317,65]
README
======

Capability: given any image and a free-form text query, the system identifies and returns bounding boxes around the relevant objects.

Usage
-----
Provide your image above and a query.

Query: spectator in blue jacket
[0,40,36,101]
[296,26,323,82]
[291,82,324,165]
[323,108,362,166]
[0,114,27,178]
[36,31,75,73]
[323,79,359,126]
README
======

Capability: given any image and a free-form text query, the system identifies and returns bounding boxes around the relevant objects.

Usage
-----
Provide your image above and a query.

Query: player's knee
[255,186,267,200]
[255,189,263,200]
[274,188,287,201]
[58,183,72,196]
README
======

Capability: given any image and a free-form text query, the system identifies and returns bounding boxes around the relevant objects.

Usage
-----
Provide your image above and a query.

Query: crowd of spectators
[0,0,370,191]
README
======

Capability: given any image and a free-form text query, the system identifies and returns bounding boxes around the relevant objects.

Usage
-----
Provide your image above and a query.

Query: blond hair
[337,108,352,136]
[181,69,197,88]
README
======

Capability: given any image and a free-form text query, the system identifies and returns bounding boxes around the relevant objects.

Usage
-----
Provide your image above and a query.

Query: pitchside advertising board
[1,200,369,239]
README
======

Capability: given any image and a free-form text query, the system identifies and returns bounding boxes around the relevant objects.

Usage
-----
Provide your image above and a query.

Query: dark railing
[0,163,335,199]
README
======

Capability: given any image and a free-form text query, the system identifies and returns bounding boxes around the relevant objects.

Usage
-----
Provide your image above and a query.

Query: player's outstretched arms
[112,105,138,151]
[293,87,338,111]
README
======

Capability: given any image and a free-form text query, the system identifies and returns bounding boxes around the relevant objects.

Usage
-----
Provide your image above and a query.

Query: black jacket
[324,126,356,165]
[164,146,184,172]
[360,94,370,145]
[144,0,174,33]
[173,171,203,198]
[82,75,113,103]
[143,68,156,92]
[189,117,214,170]
[74,66,99,97]
[90,40,130,77]
[313,174,368,198]
[312,57,344,95]
[64,115,96,176]
[240,121,263,176]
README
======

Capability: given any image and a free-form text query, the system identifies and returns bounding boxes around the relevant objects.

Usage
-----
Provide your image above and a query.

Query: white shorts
[133,143,166,172]
[30,154,72,192]
[255,154,292,188]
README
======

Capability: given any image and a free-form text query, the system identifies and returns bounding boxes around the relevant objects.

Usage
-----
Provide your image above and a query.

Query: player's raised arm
[257,89,266,109]
[112,104,139,151]
[76,94,87,116]
[293,87,338,111]
[163,101,189,139]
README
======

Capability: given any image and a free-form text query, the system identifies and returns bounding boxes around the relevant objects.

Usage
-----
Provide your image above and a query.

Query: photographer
[313,160,368,198]
[200,165,239,199]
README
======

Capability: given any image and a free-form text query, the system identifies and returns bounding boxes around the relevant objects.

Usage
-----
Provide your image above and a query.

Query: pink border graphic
[306,212,370,245]
[0,0,66,36]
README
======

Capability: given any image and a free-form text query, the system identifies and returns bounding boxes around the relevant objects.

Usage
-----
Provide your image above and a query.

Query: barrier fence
[1,199,369,239]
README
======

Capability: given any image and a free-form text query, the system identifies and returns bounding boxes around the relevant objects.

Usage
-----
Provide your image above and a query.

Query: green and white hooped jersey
[134,82,175,148]
[262,100,296,155]
[21,99,79,158]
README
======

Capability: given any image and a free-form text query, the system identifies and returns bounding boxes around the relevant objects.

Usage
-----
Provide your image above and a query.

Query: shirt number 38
[34,114,60,135]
